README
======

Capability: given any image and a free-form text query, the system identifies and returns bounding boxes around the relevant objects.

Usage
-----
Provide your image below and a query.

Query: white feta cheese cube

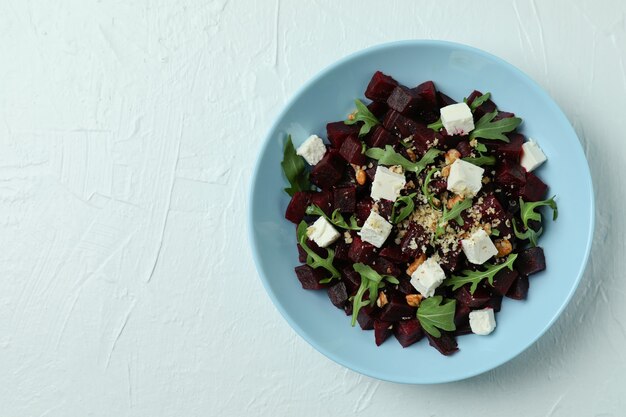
[370,166,406,202]
[359,211,392,248]
[440,102,475,136]
[461,229,498,265]
[307,216,340,248]
[410,257,446,298]
[296,134,326,166]
[520,139,547,172]
[469,308,496,335]
[446,159,484,198]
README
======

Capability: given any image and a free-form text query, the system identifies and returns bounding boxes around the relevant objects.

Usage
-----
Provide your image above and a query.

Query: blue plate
[248,40,594,384]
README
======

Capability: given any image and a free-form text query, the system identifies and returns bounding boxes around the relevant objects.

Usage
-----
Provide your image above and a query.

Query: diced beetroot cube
[355,198,374,225]
[297,238,326,263]
[344,303,353,316]
[484,133,524,163]
[426,331,458,356]
[411,122,438,156]
[367,101,389,118]
[439,245,464,273]
[492,268,519,296]
[374,320,393,346]
[380,245,411,263]
[327,281,348,309]
[376,199,394,222]
[515,247,546,276]
[494,111,515,121]
[454,303,471,327]
[456,141,473,158]
[430,178,447,194]
[365,71,399,102]
[339,134,366,165]
[365,162,378,182]
[372,256,401,277]
[310,151,345,189]
[366,125,398,148]
[438,130,463,150]
[333,186,356,213]
[400,222,429,258]
[520,172,548,202]
[394,319,424,347]
[357,306,377,330]
[506,275,529,300]
[387,86,427,117]
[495,160,526,188]
[466,90,496,120]
[397,278,415,295]
[411,81,439,122]
[437,92,457,108]
[334,238,351,262]
[485,294,503,312]
[341,267,361,295]
[455,285,490,307]
[379,294,415,322]
[309,190,333,216]
[294,265,327,290]
[476,193,513,236]
[348,236,377,264]
[285,191,312,223]
[382,110,419,138]
[454,323,473,336]
[326,121,359,148]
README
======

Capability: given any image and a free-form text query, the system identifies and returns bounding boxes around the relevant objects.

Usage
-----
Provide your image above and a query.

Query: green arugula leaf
[462,155,496,166]
[296,221,341,284]
[491,228,500,237]
[421,167,440,209]
[434,198,473,239]
[345,99,380,136]
[474,142,488,153]
[513,196,558,247]
[416,296,457,338]
[351,263,399,326]
[444,253,518,294]
[391,193,417,224]
[427,119,443,132]
[306,205,361,231]
[281,135,311,196]
[469,92,491,111]
[513,218,542,247]
[469,111,522,142]
[365,145,442,175]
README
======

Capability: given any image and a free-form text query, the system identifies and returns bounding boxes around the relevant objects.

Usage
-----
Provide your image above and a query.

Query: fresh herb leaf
[416,296,457,338]
[513,196,558,246]
[462,155,496,166]
[491,228,500,237]
[444,253,518,294]
[306,205,361,231]
[513,218,542,247]
[281,135,311,196]
[469,92,491,111]
[469,111,522,142]
[474,142,488,153]
[345,99,380,136]
[351,263,399,326]
[427,119,443,132]
[435,198,473,239]
[296,221,341,284]
[421,167,439,209]
[391,193,417,224]
[365,145,442,175]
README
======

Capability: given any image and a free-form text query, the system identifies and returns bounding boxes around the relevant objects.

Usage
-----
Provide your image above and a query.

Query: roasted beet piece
[400,222,429,258]
[310,151,345,189]
[411,81,439,122]
[285,191,312,223]
[495,160,526,188]
[339,134,366,165]
[426,331,458,356]
[382,110,418,138]
[454,303,471,327]
[372,256,401,277]
[344,303,353,316]
[520,172,548,202]
[439,245,464,273]
[494,111,515,121]
[506,275,529,300]
[355,198,375,225]
[366,125,397,148]
[309,190,333,216]
[294,265,327,290]
[397,278,415,294]
[368,101,389,118]
[387,85,434,118]
[365,71,399,102]
[357,306,377,330]
[485,133,524,163]
[411,122,439,156]
[394,319,424,347]
[334,238,351,262]
[380,245,411,263]
[374,320,393,346]
[485,294,503,312]
[456,140,473,158]
[455,285,491,308]
[377,199,394,222]
[466,90,496,120]
[515,247,546,276]
[341,267,361,295]
[348,236,377,264]
[327,281,348,309]
[379,294,415,322]
[475,193,513,236]
[430,178,448,194]
[297,239,326,263]
[326,121,359,148]
[438,92,457,107]
[492,268,519,296]
[454,323,473,336]
[333,186,356,213]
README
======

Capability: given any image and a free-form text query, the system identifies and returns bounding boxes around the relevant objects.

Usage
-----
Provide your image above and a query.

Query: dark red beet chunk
[506,275,529,300]
[430,178,447,194]
[515,247,546,276]
[377,199,394,222]
[344,303,353,316]
[454,303,471,327]
[309,190,333,216]
[394,319,424,347]
[455,285,490,308]
[495,160,526,188]
[454,323,473,336]
[520,172,548,202]
[380,245,411,263]
[368,101,389,118]
[412,122,438,156]
[367,125,398,148]
[327,281,348,309]
[365,71,399,102]
[355,198,374,225]
[492,268,519,296]
[297,238,326,263]
[348,236,377,264]
[333,186,356,213]
[411,81,439,122]
[439,245,464,273]
[357,306,377,330]
[326,121,359,148]
[374,320,393,346]
[341,267,361,295]
[294,265,327,290]
[379,294,415,322]
[310,151,345,189]
[485,294,503,312]
[494,111,515,121]
[485,133,524,163]
[334,238,350,262]
[426,331,459,356]
[285,191,311,223]
[397,278,415,295]
[387,86,428,117]
[400,222,429,258]
[382,110,419,138]
[466,90,497,120]
[339,134,366,165]
[437,92,457,107]
[456,140,472,158]
[372,256,401,277]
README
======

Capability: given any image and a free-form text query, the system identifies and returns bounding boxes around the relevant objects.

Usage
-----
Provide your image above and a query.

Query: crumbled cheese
[359,211,393,248]
[469,308,497,335]
[296,135,326,165]
[447,159,484,198]
[307,216,340,247]
[520,139,547,172]
[370,166,406,202]
[440,103,475,136]
[410,257,446,298]
[461,229,498,265]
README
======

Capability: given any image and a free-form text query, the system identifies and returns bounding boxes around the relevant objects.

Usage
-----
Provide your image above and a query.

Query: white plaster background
[0,0,623,415]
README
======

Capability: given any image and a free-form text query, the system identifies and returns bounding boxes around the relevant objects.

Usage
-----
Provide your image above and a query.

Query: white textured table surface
[0,1,624,415]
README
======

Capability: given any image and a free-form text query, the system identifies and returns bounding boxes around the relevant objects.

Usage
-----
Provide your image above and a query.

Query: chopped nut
[482,223,492,235]
[446,194,465,210]
[376,291,388,308]
[405,180,416,189]
[432,197,441,207]
[495,239,513,257]
[441,165,451,177]
[389,165,404,174]
[348,112,356,121]
[406,294,423,307]
[406,148,417,162]
[356,169,367,185]
[406,253,427,276]
[482,176,491,184]
[445,149,461,165]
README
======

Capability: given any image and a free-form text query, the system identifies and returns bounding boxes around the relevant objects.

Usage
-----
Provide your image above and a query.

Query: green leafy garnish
[468,92,491,111]
[365,145,442,175]
[434,198,473,239]
[296,221,341,284]
[345,99,380,136]
[462,155,496,166]
[351,263,399,326]
[469,111,522,142]
[427,119,443,132]
[513,196,558,246]
[474,142,488,153]
[306,205,361,231]
[421,167,439,209]
[416,296,457,338]
[391,193,416,224]
[281,135,311,196]
[491,228,500,237]
[444,253,518,294]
